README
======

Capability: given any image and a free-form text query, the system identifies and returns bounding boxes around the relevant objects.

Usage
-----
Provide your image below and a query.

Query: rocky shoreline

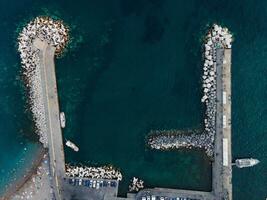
[18,16,69,147]
[147,24,232,158]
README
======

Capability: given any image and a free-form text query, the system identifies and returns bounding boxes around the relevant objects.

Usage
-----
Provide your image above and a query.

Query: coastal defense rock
[18,17,69,147]
[65,164,123,181]
[129,177,144,192]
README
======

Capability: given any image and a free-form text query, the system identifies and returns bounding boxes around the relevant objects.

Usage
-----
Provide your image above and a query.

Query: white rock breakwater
[148,129,213,157]
[65,164,123,181]
[18,17,69,147]
[148,24,232,158]
[129,177,144,192]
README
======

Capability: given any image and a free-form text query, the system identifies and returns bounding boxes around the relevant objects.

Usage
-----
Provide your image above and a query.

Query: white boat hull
[66,140,79,152]
[60,112,66,128]
[235,158,259,168]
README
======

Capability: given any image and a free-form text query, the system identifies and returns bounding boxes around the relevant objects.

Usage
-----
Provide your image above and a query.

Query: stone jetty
[65,164,123,181]
[148,129,213,157]
[18,17,69,147]
[147,24,232,158]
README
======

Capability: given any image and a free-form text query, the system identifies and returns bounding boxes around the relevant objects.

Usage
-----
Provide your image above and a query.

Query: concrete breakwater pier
[147,24,232,159]
[17,16,122,200]
[18,16,69,200]
[18,16,69,147]
[143,24,233,200]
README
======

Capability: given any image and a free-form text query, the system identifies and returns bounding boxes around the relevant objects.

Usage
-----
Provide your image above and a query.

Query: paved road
[34,38,66,200]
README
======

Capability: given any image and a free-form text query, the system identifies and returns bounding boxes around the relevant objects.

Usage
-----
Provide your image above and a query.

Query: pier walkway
[33,38,119,200]
[213,48,232,199]
[34,38,66,200]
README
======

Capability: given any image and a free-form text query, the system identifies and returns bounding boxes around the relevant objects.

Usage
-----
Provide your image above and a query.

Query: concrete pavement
[212,48,232,200]
[34,38,66,200]
[136,188,214,200]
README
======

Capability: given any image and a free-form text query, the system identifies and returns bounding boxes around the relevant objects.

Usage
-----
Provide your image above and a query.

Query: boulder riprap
[129,177,144,192]
[18,17,69,147]
[65,164,122,181]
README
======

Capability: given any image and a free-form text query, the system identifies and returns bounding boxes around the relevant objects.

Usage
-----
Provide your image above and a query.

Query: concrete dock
[34,38,66,200]
[33,38,119,200]
[62,178,119,200]
[215,49,232,200]
[212,48,232,200]
[136,188,214,200]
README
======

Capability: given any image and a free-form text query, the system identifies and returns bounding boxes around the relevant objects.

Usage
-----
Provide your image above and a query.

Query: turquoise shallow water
[0,0,266,199]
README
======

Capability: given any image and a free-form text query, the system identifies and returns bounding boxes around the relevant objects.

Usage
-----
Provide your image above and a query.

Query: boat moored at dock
[66,140,79,152]
[234,158,260,168]
[60,112,66,128]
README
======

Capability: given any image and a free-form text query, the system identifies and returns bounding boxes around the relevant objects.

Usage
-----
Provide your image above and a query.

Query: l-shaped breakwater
[147,24,232,159]
[146,24,233,200]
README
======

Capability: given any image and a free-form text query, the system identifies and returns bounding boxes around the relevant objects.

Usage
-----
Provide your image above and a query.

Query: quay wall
[34,38,66,200]
[212,48,232,200]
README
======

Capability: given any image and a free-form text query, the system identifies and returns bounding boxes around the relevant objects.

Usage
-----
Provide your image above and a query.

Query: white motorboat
[66,140,79,152]
[60,112,66,128]
[234,158,260,168]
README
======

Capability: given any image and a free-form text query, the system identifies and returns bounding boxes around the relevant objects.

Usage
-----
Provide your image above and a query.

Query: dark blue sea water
[0,0,266,199]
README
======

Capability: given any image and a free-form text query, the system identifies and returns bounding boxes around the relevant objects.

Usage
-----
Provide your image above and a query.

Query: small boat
[65,140,79,152]
[234,158,260,168]
[60,112,66,128]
